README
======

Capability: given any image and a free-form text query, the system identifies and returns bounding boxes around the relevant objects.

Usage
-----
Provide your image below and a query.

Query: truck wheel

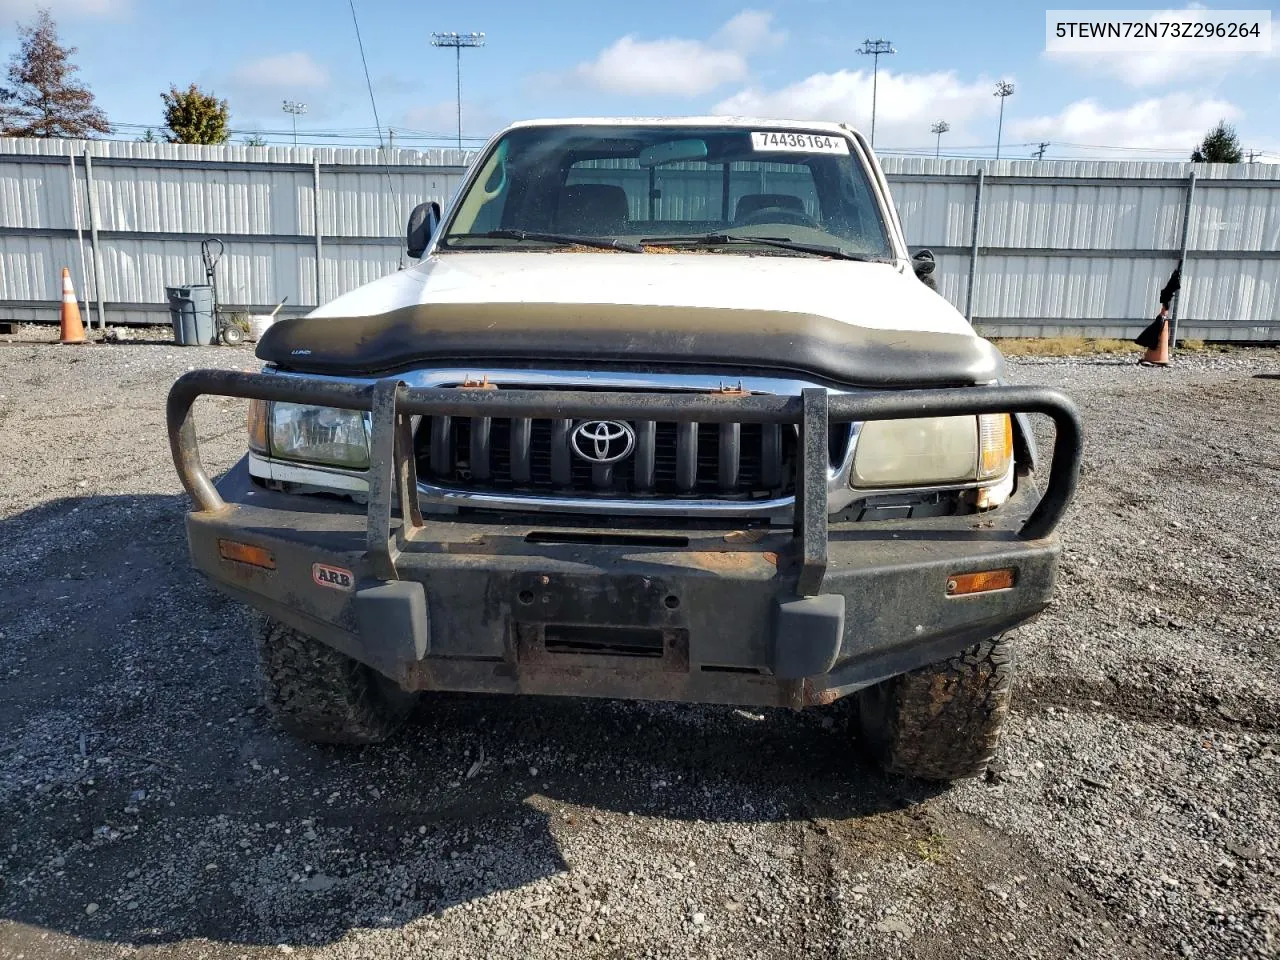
[257,617,416,745]
[855,636,1012,781]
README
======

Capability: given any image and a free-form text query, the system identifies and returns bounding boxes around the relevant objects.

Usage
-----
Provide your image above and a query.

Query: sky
[1,0,1277,160]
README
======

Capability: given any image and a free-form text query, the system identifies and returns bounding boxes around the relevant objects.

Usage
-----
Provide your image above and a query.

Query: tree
[1191,121,1243,163]
[161,83,230,144]
[0,10,110,138]
[137,128,156,142]
[242,133,267,146]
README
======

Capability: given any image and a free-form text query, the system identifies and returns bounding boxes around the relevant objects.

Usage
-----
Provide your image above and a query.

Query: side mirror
[407,201,442,259]
[911,248,936,278]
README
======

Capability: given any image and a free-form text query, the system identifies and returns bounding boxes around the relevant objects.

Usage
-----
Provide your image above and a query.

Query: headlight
[268,403,370,468]
[852,414,1012,488]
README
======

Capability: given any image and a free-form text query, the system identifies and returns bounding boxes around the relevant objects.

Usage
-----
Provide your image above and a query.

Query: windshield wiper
[448,229,643,253]
[639,234,884,262]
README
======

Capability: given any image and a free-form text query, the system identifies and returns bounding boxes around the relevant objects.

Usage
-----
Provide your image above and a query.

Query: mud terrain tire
[257,617,416,744]
[856,636,1013,781]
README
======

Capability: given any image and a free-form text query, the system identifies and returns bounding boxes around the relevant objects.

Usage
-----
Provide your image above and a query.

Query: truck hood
[310,251,972,336]
[260,251,1003,386]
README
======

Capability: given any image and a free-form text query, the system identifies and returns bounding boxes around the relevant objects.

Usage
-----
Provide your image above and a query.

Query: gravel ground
[1,326,1278,960]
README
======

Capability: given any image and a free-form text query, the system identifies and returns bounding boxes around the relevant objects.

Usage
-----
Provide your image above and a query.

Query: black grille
[414,395,836,501]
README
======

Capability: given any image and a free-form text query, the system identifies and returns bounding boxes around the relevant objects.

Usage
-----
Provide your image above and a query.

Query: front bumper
[169,371,1082,709]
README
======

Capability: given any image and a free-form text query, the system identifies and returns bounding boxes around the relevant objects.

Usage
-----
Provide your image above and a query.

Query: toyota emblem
[570,420,636,464]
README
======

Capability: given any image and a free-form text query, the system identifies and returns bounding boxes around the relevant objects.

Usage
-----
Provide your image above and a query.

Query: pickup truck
[167,117,1081,781]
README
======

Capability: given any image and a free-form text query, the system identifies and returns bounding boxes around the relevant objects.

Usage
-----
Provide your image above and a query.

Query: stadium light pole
[282,100,307,146]
[993,81,1015,160]
[930,119,950,159]
[856,39,895,147]
[431,31,485,151]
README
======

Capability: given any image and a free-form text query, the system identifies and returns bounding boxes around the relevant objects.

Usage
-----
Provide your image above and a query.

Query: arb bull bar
[167,370,1082,705]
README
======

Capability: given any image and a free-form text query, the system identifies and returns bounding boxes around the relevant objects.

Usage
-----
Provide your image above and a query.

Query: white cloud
[575,10,784,97]
[0,0,127,18]
[712,10,782,53]
[1011,93,1242,156]
[714,69,1001,149]
[578,38,747,96]
[231,52,329,91]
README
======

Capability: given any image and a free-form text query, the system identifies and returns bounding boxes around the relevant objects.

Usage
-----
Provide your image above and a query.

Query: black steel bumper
[168,371,1082,708]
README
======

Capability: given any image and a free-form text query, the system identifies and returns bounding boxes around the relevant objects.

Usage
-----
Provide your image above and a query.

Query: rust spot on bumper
[684,550,778,574]
[802,678,843,707]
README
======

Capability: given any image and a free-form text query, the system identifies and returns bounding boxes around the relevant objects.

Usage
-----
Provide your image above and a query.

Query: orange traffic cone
[59,267,87,345]
[1139,310,1170,366]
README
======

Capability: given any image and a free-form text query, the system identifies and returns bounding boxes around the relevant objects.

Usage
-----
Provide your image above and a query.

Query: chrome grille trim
[417,406,803,502]
[250,366,1008,520]
[395,368,849,518]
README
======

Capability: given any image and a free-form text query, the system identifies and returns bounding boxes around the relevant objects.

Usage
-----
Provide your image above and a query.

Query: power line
[97,120,1266,162]
[347,0,405,267]
[1050,140,1189,152]
[347,0,386,151]
[111,120,484,142]
[107,120,489,148]
[1032,141,1049,160]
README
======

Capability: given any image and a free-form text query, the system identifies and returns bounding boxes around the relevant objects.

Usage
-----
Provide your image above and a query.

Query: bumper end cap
[773,594,845,680]
[354,580,430,670]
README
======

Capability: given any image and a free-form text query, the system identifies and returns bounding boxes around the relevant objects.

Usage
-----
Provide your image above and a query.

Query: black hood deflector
[256,302,1003,387]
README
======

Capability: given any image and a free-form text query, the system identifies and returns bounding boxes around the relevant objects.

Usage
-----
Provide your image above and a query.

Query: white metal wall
[2,138,1278,339]
[0,138,469,326]
[883,157,1280,338]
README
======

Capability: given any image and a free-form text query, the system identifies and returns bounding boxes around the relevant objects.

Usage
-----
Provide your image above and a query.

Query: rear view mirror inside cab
[638,138,708,168]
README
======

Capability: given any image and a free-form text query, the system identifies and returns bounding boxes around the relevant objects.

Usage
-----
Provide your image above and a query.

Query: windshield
[438,124,894,260]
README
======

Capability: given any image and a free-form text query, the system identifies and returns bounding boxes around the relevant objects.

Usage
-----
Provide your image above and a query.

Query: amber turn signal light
[218,539,276,570]
[946,568,1015,596]
[247,399,270,454]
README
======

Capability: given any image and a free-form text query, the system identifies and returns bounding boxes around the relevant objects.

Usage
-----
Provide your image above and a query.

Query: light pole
[856,39,895,147]
[930,119,950,159]
[282,100,307,146]
[431,31,485,151]
[993,80,1015,160]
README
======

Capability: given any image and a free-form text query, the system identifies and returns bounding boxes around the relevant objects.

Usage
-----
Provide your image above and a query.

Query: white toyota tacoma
[167,117,1081,781]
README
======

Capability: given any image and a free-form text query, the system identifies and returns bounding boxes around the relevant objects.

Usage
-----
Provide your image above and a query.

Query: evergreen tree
[0,10,110,138]
[161,83,230,144]
[1191,121,1244,163]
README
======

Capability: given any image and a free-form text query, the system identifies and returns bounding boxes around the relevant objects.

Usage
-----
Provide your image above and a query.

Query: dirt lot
[1,331,1278,960]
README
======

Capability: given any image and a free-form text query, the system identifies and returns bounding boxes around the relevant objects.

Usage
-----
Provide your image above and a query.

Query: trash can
[166,285,215,346]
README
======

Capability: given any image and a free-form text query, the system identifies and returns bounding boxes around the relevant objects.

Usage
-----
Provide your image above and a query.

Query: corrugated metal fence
[0,138,470,327]
[2,138,1278,340]
[888,157,1280,341]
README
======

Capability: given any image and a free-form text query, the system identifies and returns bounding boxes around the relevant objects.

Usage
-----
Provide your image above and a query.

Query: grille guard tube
[166,370,1082,594]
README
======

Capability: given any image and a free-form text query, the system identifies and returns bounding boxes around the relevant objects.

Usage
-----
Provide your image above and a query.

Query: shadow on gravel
[0,493,941,951]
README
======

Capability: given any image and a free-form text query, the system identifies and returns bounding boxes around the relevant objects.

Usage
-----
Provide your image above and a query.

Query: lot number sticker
[751,131,849,154]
